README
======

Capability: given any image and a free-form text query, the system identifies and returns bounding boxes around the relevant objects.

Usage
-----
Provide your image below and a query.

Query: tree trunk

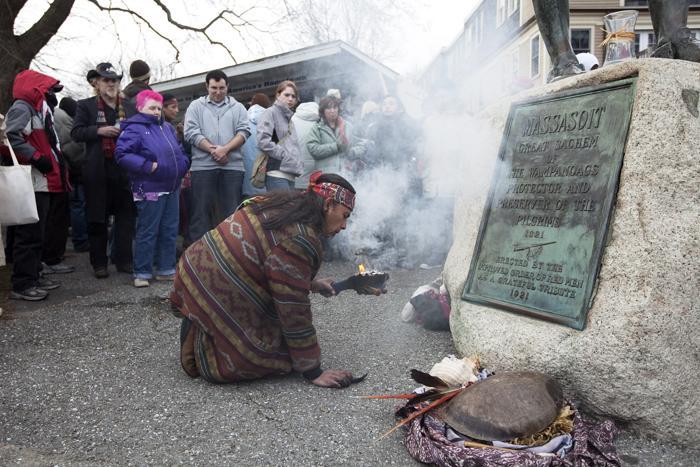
[0,54,33,114]
[0,0,76,113]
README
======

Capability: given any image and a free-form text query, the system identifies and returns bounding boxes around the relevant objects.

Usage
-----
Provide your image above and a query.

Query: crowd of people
[0,58,424,388]
[1,59,422,301]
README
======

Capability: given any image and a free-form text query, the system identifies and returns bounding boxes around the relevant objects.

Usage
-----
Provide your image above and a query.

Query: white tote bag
[0,138,39,226]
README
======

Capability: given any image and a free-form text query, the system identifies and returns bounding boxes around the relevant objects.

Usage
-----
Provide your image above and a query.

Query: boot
[649,0,700,63]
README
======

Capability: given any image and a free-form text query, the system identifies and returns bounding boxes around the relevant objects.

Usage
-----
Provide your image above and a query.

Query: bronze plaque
[462,79,636,330]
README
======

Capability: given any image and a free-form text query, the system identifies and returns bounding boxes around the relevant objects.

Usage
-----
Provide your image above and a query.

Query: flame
[358,264,366,274]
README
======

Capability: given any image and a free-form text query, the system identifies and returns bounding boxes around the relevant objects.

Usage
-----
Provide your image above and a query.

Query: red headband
[308,171,355,211]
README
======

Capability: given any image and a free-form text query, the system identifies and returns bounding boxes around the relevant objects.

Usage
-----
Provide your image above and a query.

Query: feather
[407,387,462,405]
[355,394,416,400]
[378,390,461,440]
[410,369,449,388]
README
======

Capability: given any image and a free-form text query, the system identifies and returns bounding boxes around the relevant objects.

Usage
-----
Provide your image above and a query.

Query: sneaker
[155,274,175,282]
[37,277,61,290]
[134,278,150,288]
[42,262,75,274]
[116,263,133,274]
[94,267,109,279]
[10,287,49,301]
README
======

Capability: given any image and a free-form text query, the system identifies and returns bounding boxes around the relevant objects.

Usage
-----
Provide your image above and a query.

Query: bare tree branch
[0,0,273,111]
[20,0,76,59]
[85,0,186,61]
[285,0,416,61]
[83,0,269,64]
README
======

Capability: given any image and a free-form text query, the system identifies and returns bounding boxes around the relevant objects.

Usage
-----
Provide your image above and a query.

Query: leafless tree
[0,0,267,112]
[283,0,415,61]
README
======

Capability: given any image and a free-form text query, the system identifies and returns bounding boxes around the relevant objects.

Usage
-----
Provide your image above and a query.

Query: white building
[422,0,700,112]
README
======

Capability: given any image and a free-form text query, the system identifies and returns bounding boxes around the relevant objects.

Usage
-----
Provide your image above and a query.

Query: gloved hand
[30,153,53,174]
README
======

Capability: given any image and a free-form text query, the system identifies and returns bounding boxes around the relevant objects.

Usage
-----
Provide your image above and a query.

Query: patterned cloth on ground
[402,405,620,467]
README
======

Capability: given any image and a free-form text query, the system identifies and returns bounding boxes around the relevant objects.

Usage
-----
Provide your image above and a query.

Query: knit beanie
[129,60,151,81]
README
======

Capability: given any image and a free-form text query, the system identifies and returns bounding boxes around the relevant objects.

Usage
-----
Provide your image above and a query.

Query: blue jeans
[69,183,89,249]
[190,169,243,242]
[133,189,180,279]
[266,176,294,191]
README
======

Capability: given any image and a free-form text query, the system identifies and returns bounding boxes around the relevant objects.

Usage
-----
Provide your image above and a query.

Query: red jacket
[4,70,70,192]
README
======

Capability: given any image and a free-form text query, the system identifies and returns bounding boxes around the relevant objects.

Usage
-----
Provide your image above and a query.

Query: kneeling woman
[171,172,357,388]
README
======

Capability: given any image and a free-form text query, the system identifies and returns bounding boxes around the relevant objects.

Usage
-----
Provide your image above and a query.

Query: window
[531,35,540,78]
[571,29,591,54]
[497,0,506,26]
[634,31,656,55]
[474,11,483,44]
[507,0,519,15]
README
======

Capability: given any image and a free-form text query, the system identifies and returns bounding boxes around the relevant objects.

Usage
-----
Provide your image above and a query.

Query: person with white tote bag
[0,111,39,307]
[2,70,72,301]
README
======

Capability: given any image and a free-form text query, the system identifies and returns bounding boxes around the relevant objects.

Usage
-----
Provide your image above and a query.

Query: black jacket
[71,96,132,223]
[122,80,151,118]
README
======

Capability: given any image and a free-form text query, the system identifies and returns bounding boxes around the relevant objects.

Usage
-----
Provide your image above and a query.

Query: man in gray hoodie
[184,70,250,241]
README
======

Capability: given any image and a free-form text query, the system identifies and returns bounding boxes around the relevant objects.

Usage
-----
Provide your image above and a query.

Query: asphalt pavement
[0,252,697,465]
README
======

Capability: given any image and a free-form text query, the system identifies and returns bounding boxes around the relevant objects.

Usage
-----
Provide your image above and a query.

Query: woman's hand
[311,278,335,297]
[311,369,354,388]
[151,162,158,173]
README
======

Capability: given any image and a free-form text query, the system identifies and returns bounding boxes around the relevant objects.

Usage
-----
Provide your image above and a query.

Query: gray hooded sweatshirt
[184,95,250,171]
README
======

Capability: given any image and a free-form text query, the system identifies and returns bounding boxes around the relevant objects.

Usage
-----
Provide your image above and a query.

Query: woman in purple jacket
[116,90,190,287]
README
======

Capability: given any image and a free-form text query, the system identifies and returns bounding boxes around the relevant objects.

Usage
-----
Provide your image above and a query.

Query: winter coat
[115,113,190,195]
[257,100,302,177]
[3,70,69,193]
[240,104,267,197]
[184,95,250,172]
[72,96,132,223]
[54,107,86,182]
[291,102,319,189]
[305,118,353,175]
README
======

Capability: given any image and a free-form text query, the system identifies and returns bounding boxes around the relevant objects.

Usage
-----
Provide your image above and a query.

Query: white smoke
[337,106,500,270]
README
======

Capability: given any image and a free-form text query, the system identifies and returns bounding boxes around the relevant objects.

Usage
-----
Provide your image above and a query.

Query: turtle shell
[442,371,563,441]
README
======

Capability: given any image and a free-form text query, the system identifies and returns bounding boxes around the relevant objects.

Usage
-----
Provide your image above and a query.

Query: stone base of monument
[444,59,699,446]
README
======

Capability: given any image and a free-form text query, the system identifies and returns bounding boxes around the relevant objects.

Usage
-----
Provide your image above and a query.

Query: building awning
[152,40,399,111]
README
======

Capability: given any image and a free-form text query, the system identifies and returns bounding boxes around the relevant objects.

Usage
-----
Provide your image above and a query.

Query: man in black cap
[71,62,135,278]
[122,59,152,117]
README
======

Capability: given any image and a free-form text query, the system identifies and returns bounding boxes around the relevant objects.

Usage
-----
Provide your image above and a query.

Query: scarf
[96,95,125,159]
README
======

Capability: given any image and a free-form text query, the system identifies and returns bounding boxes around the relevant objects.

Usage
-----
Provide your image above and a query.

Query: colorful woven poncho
[172,202,323,383]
